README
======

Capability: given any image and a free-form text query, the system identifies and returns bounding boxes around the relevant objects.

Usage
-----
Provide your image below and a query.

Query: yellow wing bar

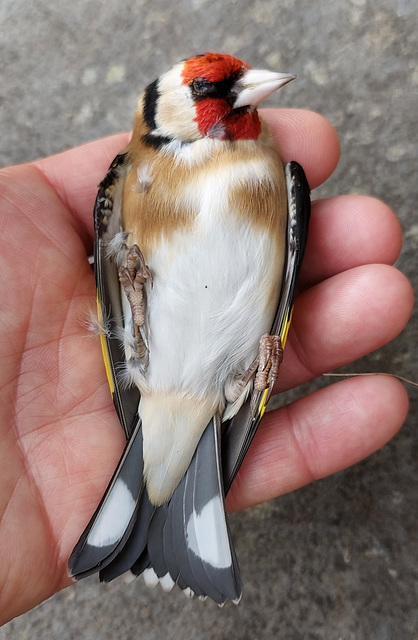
[97,291,115,396]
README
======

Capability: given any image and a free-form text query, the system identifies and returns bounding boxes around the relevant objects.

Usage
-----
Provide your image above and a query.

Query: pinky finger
[226,375,409,512]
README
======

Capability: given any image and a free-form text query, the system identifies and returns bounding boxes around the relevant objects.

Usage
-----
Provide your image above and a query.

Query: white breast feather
[130,154,284,503]
[144,159,282,399]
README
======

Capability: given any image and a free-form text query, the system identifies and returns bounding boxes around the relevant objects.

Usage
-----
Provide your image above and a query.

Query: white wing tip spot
[86,478,136,548]
[159,572,175,592]
[186,496,232,569]
[143,567,159,588]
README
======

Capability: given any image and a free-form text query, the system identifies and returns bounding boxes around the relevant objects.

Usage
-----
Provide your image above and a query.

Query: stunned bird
[69,52,310,605]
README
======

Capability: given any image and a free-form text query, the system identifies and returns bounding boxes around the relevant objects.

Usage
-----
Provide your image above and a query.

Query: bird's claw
[119,245,152,361]
[254,333,283,393]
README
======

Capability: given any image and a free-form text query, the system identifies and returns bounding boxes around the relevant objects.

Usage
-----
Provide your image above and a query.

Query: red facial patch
[181,53,260,141]
[181,52,250,85]
[194,99,261,141]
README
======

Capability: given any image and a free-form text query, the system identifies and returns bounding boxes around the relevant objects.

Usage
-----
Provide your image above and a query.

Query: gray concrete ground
[0,0,417,638]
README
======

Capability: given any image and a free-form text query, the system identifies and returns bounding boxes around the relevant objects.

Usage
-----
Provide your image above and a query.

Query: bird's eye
[191,78,217,96]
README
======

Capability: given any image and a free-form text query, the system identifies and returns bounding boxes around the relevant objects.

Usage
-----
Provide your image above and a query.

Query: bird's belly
[144,214,284,399]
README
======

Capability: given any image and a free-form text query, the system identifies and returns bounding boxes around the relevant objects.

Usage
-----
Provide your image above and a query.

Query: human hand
[0,110,412,624]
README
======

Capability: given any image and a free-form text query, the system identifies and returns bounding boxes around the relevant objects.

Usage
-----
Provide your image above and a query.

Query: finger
[299,195,403,289]
[33,133,131,245]
[261,108,340,189]
[226,375,409,512]
[280,264,413,392]
[32,109,339,233]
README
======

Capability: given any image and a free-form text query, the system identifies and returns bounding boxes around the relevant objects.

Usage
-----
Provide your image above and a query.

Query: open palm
[0,111,412,625]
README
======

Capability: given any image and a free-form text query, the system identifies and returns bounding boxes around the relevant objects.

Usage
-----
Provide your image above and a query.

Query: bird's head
[139,52,294,147]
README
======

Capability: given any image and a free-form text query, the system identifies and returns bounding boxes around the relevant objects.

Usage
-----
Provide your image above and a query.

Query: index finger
[33,133,131,245]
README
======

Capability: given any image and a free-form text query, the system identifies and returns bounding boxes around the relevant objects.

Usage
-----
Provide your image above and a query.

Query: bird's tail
[68,416,242,605]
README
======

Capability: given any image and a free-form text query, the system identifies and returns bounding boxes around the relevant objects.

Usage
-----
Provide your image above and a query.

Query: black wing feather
[68,421,144,579]
[94,153,140,438]
[99,493,155,582]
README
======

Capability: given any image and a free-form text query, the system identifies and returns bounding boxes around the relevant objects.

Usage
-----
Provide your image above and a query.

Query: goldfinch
[69,52,310,605]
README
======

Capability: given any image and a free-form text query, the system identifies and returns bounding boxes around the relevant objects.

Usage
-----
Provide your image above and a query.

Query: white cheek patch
[186,496,232,569]
[86,478,136,548]
[155,64,200,142]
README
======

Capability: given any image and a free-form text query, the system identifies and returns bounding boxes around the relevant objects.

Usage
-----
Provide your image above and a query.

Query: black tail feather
[70,418,241,604]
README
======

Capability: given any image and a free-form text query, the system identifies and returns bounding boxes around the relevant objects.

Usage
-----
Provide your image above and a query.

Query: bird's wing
[93,152,141,438]
[222,161,311,493]
[68,419,145,579]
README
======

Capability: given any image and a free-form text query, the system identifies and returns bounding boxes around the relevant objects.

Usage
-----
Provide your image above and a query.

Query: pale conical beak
[232,69,295,108]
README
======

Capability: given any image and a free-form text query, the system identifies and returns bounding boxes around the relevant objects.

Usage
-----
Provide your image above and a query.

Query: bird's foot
[225,334,283,407]
[254,333,283,393]
[119,245,152,360]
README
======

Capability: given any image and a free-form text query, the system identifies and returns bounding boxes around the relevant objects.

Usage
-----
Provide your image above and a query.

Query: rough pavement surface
[0,1,417,639]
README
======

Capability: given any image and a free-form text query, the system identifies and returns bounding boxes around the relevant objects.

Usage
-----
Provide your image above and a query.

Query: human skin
[0,109,412,624]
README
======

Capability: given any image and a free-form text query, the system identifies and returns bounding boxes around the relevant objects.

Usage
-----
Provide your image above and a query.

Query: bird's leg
[224,358,258,404]
[254,333,283,392]
[119,244,152,361]
[225,334,284,405]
